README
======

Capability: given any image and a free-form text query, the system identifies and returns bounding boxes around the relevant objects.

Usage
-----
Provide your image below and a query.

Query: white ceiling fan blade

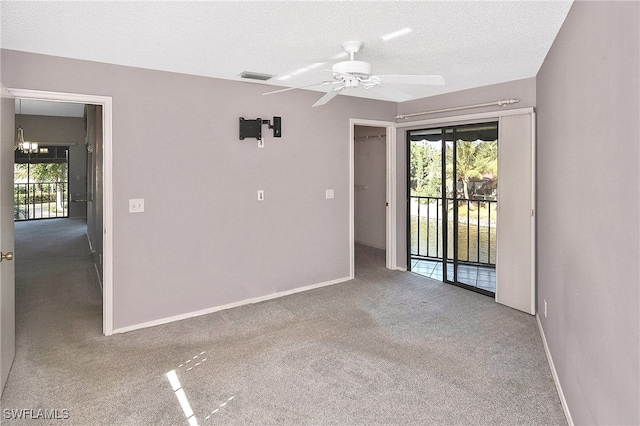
[263,81,335,96]
[369,84,413,102]
[312,86,345,107]
[376,75,445,85]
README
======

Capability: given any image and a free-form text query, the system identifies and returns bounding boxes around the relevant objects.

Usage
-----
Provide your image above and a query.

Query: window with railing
[14,146,69,221]
[409,124,498,269]
[410,195,497,265]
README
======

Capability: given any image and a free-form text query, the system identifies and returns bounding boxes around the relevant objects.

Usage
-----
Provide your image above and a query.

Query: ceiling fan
[264,41,445,107]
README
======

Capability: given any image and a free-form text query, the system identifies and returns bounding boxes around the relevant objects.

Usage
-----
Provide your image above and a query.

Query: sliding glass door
[408,122,498,295]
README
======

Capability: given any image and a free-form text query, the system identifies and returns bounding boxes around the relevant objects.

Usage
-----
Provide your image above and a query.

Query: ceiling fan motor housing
[332,60,372,81]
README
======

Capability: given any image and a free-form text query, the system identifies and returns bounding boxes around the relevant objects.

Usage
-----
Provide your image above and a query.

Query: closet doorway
[354,126,387,252]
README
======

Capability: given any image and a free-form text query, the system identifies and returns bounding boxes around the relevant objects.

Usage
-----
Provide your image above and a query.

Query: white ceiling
[2,0,573,113]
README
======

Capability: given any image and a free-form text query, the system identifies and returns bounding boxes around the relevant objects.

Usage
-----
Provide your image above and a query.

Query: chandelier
[14,100,39,154]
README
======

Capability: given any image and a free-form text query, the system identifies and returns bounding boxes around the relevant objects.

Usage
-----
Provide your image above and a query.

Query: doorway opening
[8,88,113,335]
[13,98,104,284]
[354,126,387,270]
[407,122,498,296]
[350,119,397,278]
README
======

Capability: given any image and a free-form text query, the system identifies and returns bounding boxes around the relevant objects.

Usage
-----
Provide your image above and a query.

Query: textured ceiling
[2,1,573,106]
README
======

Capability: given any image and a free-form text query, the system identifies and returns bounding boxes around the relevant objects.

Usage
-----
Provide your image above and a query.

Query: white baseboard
[93,263,103,294]
[86,233,103,293]
[86,233,94,253]
[536,314,573,426]
[112,276,353,334]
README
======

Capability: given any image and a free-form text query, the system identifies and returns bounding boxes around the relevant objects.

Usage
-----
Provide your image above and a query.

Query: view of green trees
[410,139,497,201]
[14,163,69,220]
[14,163,67,183]
[454,140,497,200]
[409,136,498,265]
[410,140,442,197]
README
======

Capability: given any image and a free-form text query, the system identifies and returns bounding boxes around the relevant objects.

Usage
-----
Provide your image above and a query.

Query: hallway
[14,218,102,339]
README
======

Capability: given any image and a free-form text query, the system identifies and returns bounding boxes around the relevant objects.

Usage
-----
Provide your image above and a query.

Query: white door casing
[7,89,114,335]
[350,118,398,277]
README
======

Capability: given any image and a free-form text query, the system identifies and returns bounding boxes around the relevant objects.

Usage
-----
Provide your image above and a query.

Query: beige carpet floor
[1,218,566,425]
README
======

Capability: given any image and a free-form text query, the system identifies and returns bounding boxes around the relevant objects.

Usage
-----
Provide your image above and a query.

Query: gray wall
[1,49,397,329]
[394,77,537,269]
[536,1,639,424]
[15,114,87,218]
[397,77,536,123]
[354,126,386,250]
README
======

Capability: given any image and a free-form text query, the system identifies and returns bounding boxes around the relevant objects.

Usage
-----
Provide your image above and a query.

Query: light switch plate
[326,189,334,199]
[129,198,144,213]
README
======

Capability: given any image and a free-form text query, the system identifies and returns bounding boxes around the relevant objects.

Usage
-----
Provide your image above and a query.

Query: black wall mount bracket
[239,116,281,140]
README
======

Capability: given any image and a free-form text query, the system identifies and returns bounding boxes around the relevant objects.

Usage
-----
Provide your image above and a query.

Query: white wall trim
[386,124,398,270]
[112,275,352,334]
[8,88,114,336]
[395,107,535,129]
[349,121,356,279]
[530,112,537,314]
[537,314,574,426]
[93,263,103,293]
[350,118,398,275]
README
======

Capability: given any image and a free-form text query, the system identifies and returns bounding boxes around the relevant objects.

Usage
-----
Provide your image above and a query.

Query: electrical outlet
[257,190,264,201]
[129,198,144,213]
[258,138,264,148]
[326,189,334,199]
[544,299,547,318]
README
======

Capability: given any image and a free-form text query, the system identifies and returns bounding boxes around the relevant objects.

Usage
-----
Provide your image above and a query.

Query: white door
[0,84,16,394]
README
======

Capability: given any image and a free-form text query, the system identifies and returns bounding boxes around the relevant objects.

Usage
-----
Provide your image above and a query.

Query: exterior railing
[14,182,69,221]
[410,195,497,266]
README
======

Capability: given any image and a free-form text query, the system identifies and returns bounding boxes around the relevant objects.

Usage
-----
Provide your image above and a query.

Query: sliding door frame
[407,122,497,297]
[399,107,535,310]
